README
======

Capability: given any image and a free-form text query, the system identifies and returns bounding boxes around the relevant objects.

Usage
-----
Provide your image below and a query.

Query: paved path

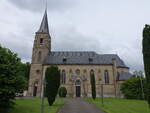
[57,98,105,113]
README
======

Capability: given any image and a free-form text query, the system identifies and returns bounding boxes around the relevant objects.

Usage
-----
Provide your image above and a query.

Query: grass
[85,98,150,113]
[8,98,65,113]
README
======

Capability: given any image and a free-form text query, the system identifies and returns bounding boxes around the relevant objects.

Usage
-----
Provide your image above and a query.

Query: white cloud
[0,0,148,71]
[7,0,76,12]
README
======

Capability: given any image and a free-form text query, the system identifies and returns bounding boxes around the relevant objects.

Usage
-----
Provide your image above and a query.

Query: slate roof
[119,72,133,81]
[37,10,49,33]
[44,51,128,68]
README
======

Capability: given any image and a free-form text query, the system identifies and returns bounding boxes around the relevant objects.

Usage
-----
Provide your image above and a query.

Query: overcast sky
[0,0,150,72]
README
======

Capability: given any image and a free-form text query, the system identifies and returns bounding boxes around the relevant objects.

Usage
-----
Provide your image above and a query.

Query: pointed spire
[37,10,49,33]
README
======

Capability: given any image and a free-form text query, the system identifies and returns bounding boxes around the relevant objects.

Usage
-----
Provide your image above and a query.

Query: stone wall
[32,64,129,97]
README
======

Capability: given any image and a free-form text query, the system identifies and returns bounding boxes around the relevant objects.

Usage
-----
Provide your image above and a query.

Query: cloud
[0,0,147,72]
[0,31,33,62]
[7,0,76,12]
[52,25,101,51]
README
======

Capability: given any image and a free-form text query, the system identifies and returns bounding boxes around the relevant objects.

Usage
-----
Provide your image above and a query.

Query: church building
[28,10,132,97]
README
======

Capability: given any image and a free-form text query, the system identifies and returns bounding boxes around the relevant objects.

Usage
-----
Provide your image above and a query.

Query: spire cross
[45,0,47,11]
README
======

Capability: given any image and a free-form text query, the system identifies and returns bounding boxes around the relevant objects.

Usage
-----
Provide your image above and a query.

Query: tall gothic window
[76,69,80,75]
[69,69,72,74]
[104,70,109,84]
[38,51,42,62]
[83,69,87,73]
[116,72,120,81]
[61,70,66,84]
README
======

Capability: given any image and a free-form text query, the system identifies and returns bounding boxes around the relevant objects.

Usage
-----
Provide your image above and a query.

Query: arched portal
[33,82,38,97]
[75,79,81,97]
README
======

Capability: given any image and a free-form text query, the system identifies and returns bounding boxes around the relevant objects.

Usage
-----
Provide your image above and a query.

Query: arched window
[83,69,87,73]
[38,51,42,62]
[104,70,109,84]
[76,69,80,75]
[69,69,72,73]
[61,70,66,84]
[98,69,101,73]
[116,72,120,81]
[60,70,62,84]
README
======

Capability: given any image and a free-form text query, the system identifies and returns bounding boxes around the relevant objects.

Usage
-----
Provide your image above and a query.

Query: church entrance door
[75,79,81,97]
[76,86,81,97]
[33,86,37,96]
[33,82,38,97]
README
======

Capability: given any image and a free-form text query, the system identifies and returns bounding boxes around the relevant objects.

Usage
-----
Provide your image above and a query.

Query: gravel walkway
[57,98,105,113]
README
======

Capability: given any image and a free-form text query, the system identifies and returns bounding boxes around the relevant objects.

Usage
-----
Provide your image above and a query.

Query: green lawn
[85,98,150,113]
[8,98,65,113]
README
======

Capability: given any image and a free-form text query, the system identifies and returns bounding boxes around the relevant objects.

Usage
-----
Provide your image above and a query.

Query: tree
[45,66,60,106]
[90,73,96,100]
[121,76,146,100]
[19,62,30,89]
[24,62,30,82]
[0,45,26,113]
[59,87,67,97]
[143,24,150,107]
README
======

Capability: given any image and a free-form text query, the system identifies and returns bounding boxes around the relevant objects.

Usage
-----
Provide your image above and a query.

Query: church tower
[28,10,51,97]
[32,10,51,63]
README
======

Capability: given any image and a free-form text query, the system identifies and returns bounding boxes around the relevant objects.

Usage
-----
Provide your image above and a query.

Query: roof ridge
[51,51,95,52]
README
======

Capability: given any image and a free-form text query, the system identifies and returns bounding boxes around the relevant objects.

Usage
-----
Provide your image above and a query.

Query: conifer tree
[143,24,150,108]
[45,66,60,106]
[90,73,96,100]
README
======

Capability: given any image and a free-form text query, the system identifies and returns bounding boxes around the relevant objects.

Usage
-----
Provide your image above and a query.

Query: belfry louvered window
[40,38,43,44]
[116,72,120,81]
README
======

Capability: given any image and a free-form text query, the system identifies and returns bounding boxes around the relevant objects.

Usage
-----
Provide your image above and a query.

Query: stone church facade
[28,10,132,97]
